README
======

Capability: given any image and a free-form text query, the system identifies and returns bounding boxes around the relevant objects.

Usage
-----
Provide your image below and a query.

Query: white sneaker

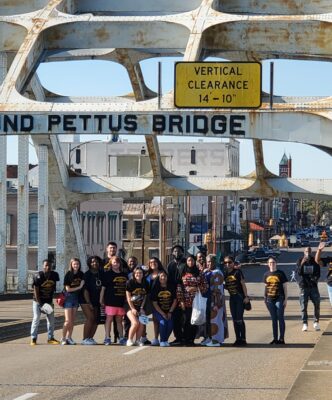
[60,338,67,345]
[151,338,160,346]
[302,323,308,332]
[201,338,211,346]
[89,338,97,345]
[313,322,320,331]
[126,339,135,347]
[160,341,168,347]
[66,337,76,345]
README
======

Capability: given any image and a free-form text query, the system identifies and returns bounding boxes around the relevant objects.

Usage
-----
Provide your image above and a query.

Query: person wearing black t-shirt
[315,241,332,307]
[167,245,186,345]
[264,257,288,344]
[125,267,149,346]
[61,258,84,345]
[30,259,60,346]
[296,247,321,332]
[81,256,103,345]
[100,256,128,346]
[224,256,249,346]
[151,271,177,347]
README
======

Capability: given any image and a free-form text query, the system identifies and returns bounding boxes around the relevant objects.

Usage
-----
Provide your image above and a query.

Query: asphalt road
[242,242,332,283]
[1,297,331,400]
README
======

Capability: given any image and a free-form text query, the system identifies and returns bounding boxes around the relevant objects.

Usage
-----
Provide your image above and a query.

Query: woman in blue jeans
[151,271,177,347]
[263,256,288,344]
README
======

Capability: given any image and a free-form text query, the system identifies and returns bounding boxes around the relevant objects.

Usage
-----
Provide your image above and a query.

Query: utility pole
[141,203,146,264]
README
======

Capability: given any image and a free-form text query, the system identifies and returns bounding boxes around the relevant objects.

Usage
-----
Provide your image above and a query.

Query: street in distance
[175,62,262,108]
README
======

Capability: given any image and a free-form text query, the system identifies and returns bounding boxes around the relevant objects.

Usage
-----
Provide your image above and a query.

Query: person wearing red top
[176,255,208,346]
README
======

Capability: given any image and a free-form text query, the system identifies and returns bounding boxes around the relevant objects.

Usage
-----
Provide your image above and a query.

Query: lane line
[123,346,148,355]
[12,394,38,400]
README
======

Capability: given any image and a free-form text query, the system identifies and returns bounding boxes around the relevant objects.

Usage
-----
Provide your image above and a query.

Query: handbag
[191,290,207,325]
[244,299,252,311]
[56,292,66,308]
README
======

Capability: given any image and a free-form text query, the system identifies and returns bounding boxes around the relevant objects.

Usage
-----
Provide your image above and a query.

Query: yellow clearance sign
[174,62,262,109]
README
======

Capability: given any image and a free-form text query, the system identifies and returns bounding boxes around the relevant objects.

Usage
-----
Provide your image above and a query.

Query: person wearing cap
[30,259,60,346]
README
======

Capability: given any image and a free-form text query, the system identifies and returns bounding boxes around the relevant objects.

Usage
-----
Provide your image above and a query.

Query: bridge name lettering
[0,113,247,136]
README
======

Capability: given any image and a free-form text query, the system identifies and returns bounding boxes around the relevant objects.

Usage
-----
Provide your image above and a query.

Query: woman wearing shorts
[61,258,84,345]
[125,267,149,346]
[100,256,128,345]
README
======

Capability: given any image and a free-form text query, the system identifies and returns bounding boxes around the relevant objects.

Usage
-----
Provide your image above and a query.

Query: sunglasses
[224,261,233,264]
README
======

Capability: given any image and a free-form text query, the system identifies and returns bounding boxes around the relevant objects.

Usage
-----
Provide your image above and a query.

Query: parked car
[247,249,271,263]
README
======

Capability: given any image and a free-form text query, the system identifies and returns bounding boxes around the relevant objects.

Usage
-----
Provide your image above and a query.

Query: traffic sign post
[174,62,262,109]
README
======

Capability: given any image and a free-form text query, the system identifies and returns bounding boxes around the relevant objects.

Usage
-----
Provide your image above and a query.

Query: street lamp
[68,140,102,170]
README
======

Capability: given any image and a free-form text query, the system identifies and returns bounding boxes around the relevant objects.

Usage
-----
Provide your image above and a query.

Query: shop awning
[249,222,264,231]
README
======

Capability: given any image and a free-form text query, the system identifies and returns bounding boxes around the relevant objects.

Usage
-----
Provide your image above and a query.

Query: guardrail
[5,269,35,292]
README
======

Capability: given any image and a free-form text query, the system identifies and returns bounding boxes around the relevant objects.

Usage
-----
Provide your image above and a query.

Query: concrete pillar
[55,208,66,289]
[0,52,7,293]
[37,145,49,269]
[17,136,29,293]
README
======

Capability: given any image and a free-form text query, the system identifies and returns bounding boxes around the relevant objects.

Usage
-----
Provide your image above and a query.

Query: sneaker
[313,322,320,331]
[160,341,168,347]
[151,338,160,346]
[30,338,37,346]
[302,323,308,332]
[66,337,76,345]
[200,338,211,346]
[126,339,135,347]
[60,338,67,345]
[47,338,60,345]
[104,338,111,346]
[277,339,286,345]
[170,339,182,346]
[119,337,127,345]
[88,338,97,345]
[81,338,94,345]
[140,337,151,345]
[206,340,221,347]
[269,339,278,345]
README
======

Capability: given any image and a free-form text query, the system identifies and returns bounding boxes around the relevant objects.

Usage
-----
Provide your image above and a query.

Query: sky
[7,58,332,179]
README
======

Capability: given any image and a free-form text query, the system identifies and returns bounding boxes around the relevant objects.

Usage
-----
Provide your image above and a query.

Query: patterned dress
[210,269,228,343]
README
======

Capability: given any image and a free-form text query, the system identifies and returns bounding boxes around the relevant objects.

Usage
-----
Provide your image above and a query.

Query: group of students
[57,243,230,347]
[30,241,329,348]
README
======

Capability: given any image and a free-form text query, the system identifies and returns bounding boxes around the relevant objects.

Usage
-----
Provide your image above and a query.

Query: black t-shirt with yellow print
[320,257,332,287]
[224,269,245,296]
[102,270,128,307]
[33,271,59,304]
[126,279,149,310]
[263,270,288,299]
[151,284,176,313]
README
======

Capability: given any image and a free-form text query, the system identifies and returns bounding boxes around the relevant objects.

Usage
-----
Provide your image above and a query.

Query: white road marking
[123,346,148,355]
[12,394,38,400]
